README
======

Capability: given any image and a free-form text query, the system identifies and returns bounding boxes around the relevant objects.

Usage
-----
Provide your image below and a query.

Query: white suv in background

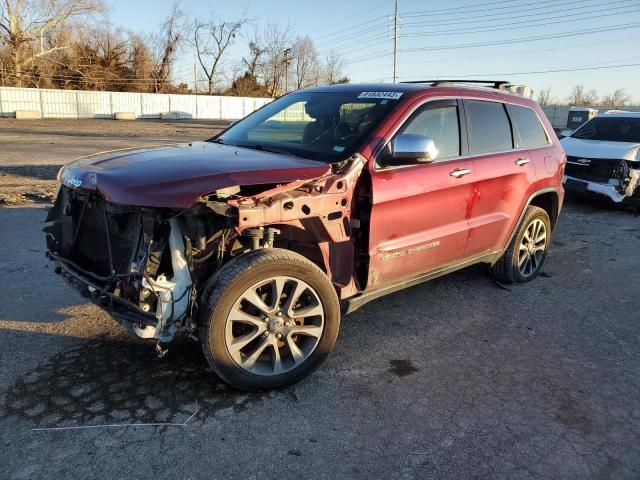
[561,111,640,206]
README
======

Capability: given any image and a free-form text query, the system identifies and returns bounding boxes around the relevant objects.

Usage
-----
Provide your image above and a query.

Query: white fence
[542,105,640,129]
[0,86,272,120]
[3,86,640,128]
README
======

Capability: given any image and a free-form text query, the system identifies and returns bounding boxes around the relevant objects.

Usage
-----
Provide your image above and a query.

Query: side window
[466,100,513,155]
[508,105,549,148]
[400,104,461,160]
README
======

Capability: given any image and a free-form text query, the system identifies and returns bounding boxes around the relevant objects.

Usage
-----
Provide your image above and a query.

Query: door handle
[515,158,531,166]
[449,168,471,178]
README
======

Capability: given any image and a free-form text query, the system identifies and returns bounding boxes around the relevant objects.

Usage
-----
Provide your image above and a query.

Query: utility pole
[193,63,198,94]
[392,0,399,83]
[283,48,292,94]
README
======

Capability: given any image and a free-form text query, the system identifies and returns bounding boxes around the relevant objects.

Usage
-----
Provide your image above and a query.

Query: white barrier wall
[542,105,640,129]
[0,86,272,120]
[2,87,639,127]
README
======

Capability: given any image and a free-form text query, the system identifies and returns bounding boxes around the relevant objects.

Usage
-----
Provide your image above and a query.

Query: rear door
[367,99,474,289]
[463,99,537,257]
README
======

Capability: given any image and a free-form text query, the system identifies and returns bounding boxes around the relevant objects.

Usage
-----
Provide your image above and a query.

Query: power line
[315,24,388,52]
[316,0,595,53]
[314,20,389,49]
[321,0,631,58]
[311,15,387,43]
[401,22,640,53]
[343,21,640,65]
[402,5,640,39]
[399,62,640,78]
[401,0,634,30]
[401,0,564,18]
[392,0,399,83]
[391,36,640,67]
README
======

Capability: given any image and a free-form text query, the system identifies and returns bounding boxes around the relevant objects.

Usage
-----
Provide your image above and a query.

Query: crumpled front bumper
[563,175,640,205]
[48,252,159,336]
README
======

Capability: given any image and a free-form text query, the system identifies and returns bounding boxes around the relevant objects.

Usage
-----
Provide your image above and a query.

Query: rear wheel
[490,206,551,283]
[199,248,340,391]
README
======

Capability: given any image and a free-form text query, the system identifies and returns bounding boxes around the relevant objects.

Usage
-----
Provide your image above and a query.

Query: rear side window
[509,105,549,148]
[465,100,513,155]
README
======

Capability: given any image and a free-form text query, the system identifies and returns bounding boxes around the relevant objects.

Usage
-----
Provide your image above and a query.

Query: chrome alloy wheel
[224,276,325,376]
[518,218,547,278]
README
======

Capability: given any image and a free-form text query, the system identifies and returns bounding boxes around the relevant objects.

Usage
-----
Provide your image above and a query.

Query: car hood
[560,136,639,161]
[59,142,331,208]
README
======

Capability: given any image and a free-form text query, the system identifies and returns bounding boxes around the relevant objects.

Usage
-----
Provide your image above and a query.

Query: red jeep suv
[45,80,565,390]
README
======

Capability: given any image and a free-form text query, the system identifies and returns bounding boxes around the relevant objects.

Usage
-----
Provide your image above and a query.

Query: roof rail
[400,79,510,90]
[603,109,630,115]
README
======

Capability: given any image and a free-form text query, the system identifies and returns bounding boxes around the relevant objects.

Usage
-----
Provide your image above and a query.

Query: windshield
[210,91,402,162]
[572,116,640,143]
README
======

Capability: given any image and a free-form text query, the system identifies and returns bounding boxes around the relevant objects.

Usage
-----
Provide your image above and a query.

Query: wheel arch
[503,187,560,251]
[529,190,560,230]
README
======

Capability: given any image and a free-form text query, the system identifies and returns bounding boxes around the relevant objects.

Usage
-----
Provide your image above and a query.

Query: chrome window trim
[373,94,553,172]
[373,96,463,171]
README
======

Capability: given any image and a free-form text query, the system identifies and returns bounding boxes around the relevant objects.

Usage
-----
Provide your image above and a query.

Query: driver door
[367,99,475,289]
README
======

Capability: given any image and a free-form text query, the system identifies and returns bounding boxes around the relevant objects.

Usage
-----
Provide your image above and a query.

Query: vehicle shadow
[0,335,266,428]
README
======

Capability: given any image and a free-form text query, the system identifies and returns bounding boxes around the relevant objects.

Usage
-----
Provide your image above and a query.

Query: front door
[367,99,474,290]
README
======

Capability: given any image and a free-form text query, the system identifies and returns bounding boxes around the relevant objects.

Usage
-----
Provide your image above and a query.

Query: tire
[490,206,551,284]
[198,248,341,391]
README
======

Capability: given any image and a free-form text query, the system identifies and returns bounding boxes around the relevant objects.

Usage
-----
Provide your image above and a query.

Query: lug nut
[263,316,269,322]
[263,331,270,338]
[276,333,282,340]
[276,311,283,317]
[285,321,291,327]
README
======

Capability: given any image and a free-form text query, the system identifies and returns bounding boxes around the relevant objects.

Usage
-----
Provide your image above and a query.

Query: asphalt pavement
[0,120,639,479]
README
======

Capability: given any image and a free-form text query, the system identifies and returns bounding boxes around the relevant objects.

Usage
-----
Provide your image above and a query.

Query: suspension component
[242,227,280,250]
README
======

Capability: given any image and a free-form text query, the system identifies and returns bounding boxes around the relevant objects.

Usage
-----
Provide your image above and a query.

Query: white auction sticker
[357,91,403,100]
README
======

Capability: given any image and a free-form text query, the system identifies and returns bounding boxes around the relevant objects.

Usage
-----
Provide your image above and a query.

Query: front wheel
[490,206,551,283]
[199,249,340,391]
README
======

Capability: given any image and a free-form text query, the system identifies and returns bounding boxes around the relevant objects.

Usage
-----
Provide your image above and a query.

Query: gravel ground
[0,120,639,479]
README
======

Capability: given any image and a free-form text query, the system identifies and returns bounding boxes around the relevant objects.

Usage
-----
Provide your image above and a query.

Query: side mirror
[391,134,438,165]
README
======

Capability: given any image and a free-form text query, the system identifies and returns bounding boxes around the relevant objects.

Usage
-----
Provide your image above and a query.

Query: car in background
[559,107,598,138]
[561,111,640,206]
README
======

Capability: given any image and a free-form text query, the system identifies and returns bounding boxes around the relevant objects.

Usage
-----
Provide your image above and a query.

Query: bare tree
[322,49,348,85]
[599,89,631,107]
[193,15,247,94]
[291,35,319,90]
[0,0,103,86]
[536,86,555,106]
[566,85,598,106]
[242,38,264,77]
[254,21,292,97]
[150,2,184,93]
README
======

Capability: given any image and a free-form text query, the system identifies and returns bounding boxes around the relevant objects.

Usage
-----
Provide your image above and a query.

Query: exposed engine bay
[44,156,367,342]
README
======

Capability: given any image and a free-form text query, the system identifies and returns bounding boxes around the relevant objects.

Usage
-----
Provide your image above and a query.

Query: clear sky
[107,0,640,102]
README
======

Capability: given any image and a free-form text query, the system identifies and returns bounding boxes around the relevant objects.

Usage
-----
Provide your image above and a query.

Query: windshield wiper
[237,143,297,157]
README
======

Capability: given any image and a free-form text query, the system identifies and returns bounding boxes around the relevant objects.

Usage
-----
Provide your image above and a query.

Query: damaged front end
[44,187,233,342]
[44,155,366,343]
[564,156,640,205]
